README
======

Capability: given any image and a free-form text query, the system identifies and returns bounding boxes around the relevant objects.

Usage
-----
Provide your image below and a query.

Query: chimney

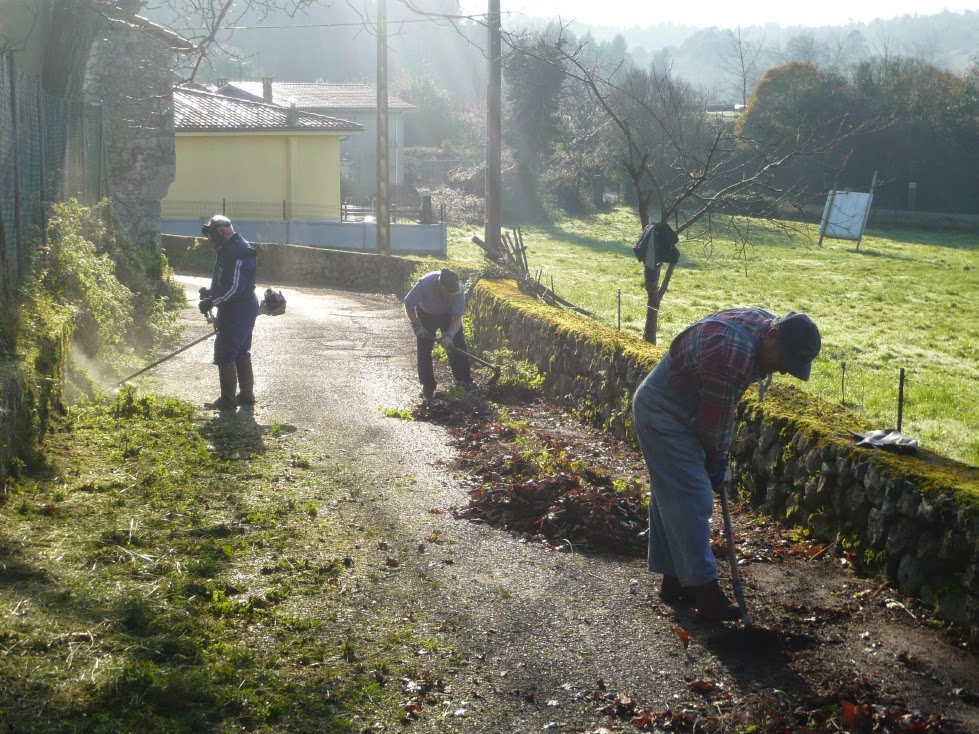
[262,77,274,103]
[287,101,299,127]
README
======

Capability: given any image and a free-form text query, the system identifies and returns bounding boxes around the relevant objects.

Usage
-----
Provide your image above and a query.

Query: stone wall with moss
[470,278,664,439]
[469,278,979,639]
[0,322,71,487]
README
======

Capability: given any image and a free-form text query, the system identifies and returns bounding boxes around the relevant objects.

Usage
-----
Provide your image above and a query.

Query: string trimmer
[115,288,286,386]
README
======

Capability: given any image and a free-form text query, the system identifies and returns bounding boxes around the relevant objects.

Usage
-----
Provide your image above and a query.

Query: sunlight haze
[461,0,977,29]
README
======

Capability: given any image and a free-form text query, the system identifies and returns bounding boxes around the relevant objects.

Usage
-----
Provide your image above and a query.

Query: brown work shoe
[659,575,690,604]
[689,579,741,622]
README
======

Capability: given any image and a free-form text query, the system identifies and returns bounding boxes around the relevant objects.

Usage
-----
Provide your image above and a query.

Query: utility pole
[485,0,502,251]
[376,0,391,254]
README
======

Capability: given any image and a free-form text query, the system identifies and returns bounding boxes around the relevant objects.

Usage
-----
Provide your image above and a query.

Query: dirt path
[145,277,979,732]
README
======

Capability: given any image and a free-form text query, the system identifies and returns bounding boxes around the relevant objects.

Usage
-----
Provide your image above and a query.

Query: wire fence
[520,267,976,463]
[0,51,105,303]
[162,198,444,224]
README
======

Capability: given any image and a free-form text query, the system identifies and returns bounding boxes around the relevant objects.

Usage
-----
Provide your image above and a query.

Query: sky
[457,0,977,30]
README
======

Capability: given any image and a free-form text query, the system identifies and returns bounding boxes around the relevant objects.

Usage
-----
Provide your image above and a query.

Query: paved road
[140,276,728,731]
[138,276,979,732]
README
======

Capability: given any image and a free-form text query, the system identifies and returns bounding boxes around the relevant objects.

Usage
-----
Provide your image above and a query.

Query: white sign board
[819,190,873,242]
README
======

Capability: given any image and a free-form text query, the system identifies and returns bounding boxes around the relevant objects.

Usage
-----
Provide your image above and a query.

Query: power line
[218,13,486,31]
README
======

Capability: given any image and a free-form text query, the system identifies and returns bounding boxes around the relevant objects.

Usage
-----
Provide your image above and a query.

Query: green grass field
[447,208,979,467]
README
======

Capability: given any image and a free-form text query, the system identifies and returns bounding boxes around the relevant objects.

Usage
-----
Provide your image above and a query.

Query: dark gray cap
[774,312,821,381]
[202,215,232,235]
[438,268,461,296]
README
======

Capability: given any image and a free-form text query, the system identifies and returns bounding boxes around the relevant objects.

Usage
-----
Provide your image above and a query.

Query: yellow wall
[164,132,345,219]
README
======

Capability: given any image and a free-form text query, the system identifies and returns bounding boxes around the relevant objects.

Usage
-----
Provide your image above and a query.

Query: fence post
[897,368,905,432]
[617,289,621,330]
[97,105,107,201]
[9,53,24,282]
[38,87,47,249]
[841,361,846,406]
[222,198,226,216]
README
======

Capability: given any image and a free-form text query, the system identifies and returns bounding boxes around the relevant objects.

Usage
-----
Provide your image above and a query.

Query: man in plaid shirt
[632,309,821,621]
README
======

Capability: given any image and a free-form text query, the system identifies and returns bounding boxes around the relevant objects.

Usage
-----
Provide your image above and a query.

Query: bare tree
[144,0,321,82]
[783,32,823,66]
[537,27,873,343]
[719,27,765,106]
[822,28,869,73]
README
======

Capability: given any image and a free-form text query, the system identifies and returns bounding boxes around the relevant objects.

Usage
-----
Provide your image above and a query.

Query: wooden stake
[897,367,905,432]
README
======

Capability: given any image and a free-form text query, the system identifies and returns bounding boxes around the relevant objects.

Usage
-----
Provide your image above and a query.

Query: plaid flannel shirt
[666,309,772,473]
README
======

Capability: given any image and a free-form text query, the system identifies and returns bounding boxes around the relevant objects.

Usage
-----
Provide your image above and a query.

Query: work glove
[411,321,430,339]
[198,297,214,314]
[441,336,455,352]
[707,459,730,494]
[199,287,211,298]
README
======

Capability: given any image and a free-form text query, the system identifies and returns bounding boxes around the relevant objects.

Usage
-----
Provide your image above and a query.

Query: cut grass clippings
[0,387,426,733]
[445,209,979,466]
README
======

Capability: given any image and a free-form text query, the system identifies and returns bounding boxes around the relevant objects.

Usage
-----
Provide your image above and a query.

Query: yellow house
[162,87,363,243]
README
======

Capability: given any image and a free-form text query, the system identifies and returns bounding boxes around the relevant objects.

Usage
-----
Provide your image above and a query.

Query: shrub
[34,199,184,372]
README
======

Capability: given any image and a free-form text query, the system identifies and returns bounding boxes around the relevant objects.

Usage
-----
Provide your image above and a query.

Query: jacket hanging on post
[632,221,680,266]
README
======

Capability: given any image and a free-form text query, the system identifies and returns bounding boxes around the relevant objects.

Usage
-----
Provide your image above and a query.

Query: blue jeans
[416,310,472,388]
[632,355,717,587]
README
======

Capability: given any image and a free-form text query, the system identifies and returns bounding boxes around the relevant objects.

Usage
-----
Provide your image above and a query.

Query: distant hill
[553,9,978,97]
[146,4,977,105]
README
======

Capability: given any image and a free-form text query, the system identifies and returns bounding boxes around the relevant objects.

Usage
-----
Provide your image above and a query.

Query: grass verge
[447,209,979,465]
[0,388,428,733]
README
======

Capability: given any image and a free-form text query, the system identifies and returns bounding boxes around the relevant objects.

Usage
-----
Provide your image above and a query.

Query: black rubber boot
[206,362,238,411]
[235,357,255,406]
[659,575,690,604]
[689,579,740,622]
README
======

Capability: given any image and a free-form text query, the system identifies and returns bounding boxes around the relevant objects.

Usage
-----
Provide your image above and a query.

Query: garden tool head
[261,289,287,316]
[454,347,501,385]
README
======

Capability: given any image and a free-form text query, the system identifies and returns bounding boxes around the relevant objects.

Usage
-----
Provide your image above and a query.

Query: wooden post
[856,170,877,250]
[10,55,23,281]
[841,361,846,407]
[485,0,502,253]
[897,367,905,432]
[817,189,836,248]
[376,0,391,254]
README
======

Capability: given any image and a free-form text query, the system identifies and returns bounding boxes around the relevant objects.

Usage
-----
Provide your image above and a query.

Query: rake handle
[720,482,753,627]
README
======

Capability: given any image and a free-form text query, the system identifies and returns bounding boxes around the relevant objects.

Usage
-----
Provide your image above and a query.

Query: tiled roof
[130,15,196,51]
[216,82,415,112]
[103,8,195,51]
[173,87,364,132]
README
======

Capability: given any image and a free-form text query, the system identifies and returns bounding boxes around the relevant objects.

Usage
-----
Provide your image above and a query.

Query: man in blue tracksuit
[198,215,260,410]
[404,268,472,398]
